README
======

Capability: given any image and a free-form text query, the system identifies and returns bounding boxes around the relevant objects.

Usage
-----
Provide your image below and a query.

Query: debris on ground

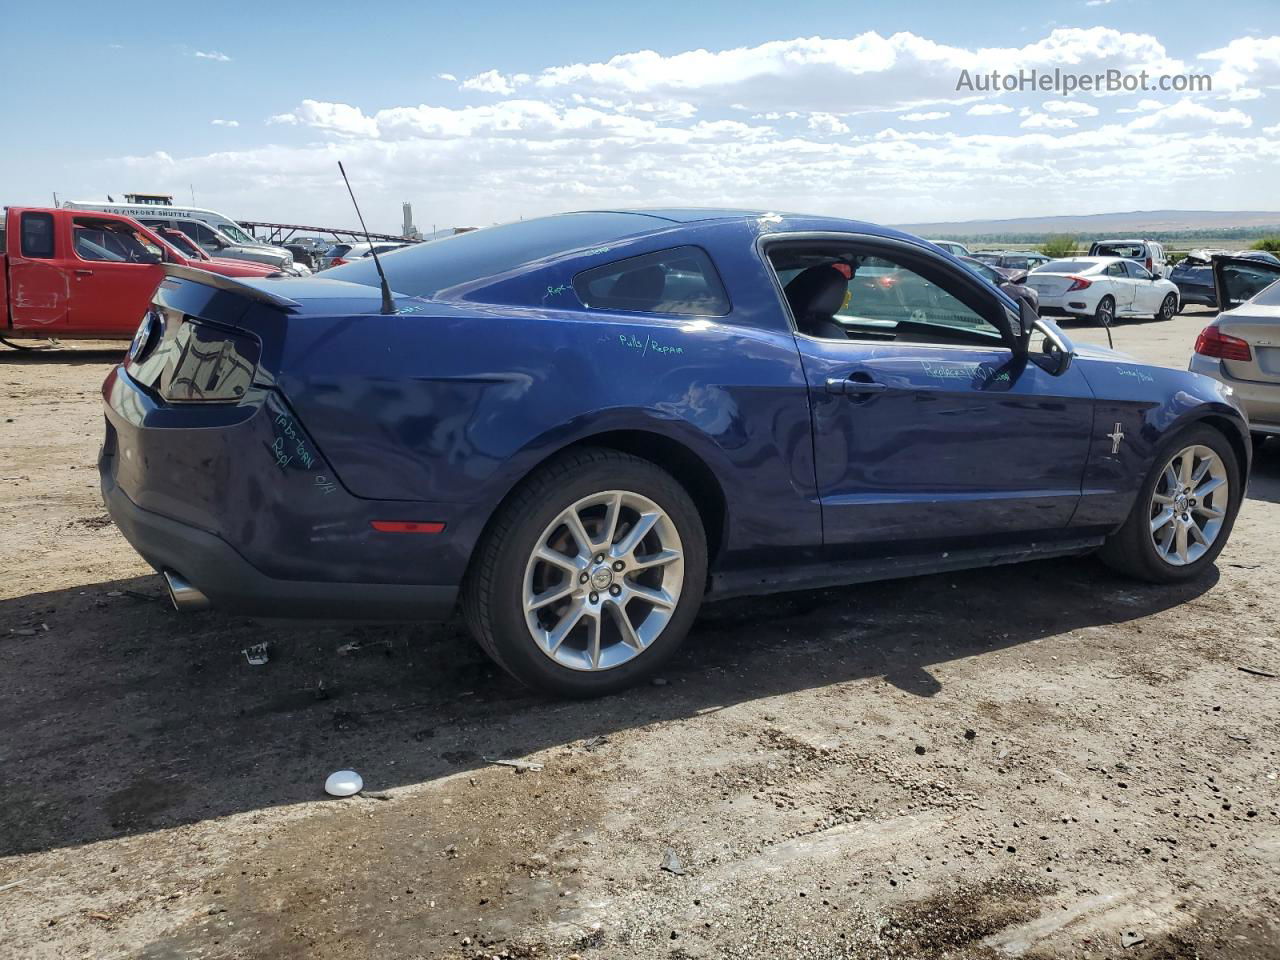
[660,848,686,875]
[1237,665,1277,678]
[1121,931,1146,948]
[242,643,270,666]
[484,757,544,773]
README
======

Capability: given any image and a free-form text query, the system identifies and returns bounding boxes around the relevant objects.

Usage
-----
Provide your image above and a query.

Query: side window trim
[759,232,1014,353]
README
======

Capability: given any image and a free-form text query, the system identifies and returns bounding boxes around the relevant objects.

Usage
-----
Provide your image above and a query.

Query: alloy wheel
[1097,298,1114,326]
[1148,444,1229,566]
[523,490,685,671]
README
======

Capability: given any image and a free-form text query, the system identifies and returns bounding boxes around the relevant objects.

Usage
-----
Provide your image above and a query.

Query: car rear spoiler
[161,264,302,311]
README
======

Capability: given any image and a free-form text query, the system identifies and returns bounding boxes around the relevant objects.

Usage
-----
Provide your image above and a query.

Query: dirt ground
[1,307,1277,960]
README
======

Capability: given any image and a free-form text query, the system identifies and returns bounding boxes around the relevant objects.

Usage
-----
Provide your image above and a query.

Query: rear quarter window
[21,212,55,258]
[573,246,730,316]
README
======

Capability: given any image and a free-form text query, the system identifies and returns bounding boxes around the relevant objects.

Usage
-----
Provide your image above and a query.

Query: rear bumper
[100,363,466,620]
[1188,355,1280,433]
[102,470,458,620]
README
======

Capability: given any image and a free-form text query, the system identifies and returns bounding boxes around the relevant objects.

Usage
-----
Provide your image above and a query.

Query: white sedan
[1025,256,1180,326]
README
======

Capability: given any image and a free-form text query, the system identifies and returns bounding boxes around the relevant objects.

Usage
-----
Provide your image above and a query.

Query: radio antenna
[338,161,395,315]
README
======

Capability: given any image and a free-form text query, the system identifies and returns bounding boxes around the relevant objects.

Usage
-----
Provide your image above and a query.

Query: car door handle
[826,377,887,396]
[74,269,94,277]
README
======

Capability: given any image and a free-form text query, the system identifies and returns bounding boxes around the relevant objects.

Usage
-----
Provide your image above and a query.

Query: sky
[4,0,1279,234]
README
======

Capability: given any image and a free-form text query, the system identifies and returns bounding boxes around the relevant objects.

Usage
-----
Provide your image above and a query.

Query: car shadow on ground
[0,552,1219,860]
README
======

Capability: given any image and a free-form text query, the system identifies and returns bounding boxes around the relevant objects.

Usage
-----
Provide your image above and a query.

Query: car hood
[1071,342,1139,363]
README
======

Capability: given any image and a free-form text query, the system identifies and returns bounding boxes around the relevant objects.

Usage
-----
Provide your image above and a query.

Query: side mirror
[1016,298,1037,346]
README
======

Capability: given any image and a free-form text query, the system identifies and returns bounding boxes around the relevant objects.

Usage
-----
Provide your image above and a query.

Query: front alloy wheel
[1148,444,1229,566]
[1099,423,1241,583]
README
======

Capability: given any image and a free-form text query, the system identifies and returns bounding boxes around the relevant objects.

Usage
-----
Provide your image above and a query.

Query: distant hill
[896,209,1280,239]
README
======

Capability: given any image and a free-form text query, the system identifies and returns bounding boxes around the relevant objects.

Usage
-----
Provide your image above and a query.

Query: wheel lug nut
[609,585,621,596]
[594,554,605,564]
[579,572,589,583]
[589,592,599,603]
[612,560,624,571]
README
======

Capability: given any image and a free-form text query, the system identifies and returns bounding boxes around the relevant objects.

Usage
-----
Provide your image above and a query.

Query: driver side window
[769,245,1004,347]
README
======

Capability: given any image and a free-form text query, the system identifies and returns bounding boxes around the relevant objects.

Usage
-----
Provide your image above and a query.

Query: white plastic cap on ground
[324,770,363,797]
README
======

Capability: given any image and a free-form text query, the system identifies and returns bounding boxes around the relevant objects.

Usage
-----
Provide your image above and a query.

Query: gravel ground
[1,307,1277,960]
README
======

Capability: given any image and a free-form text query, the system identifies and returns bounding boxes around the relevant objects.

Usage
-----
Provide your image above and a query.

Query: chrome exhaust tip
[163,571,210,612]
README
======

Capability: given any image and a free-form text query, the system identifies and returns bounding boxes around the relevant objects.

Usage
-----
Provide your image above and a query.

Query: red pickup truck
[1,206,277,341]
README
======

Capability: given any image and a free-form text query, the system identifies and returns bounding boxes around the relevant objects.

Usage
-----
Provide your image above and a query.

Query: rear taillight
[330,257,348,266]
[1145,257,1153,273]
[1066,276,1092,292]
[1195,326,1252,361]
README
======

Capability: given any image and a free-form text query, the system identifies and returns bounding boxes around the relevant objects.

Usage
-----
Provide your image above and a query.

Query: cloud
[210,119,239,128]
[898,111,950,122]
[460,69,530,95]
[1043,99,1099,117]
[194,50,231,62]
[437,72,457,82]
[1124,97,1252,131]
[456,27,1183,114]
[807,112,850,134]
[268,100,379,138]
[1199,35,1280,101]
[967,103,1014,116]
[1020,113,1078,129]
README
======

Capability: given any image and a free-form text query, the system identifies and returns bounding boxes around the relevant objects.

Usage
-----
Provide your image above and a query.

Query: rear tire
[463,447,707,697]
[1099,424,1242,583]
[1094,295,1115,328]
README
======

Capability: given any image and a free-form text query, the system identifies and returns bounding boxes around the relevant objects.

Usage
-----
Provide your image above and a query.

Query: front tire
[1156,293,1177,322]
[1099,424,1242,583]
[463,448,707,697]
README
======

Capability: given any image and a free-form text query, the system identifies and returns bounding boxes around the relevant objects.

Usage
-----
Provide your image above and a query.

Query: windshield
[219,223,256,244]
[327,212,673,298]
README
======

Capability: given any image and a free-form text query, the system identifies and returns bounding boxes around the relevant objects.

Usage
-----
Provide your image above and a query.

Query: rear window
[327,213,672,299]
[1036,260,1097,273]
[573,246,730,316]
[1093,242,1145,259]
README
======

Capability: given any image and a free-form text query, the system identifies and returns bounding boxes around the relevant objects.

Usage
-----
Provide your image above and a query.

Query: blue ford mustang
[100,209,1250,696]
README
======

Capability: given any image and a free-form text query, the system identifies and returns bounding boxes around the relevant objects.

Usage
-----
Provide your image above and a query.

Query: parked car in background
[0,206,277,340]
[1189,254,1280,441]
[100,209,1249,697]
[972,251,1051,272]
[1088,239,1168,279]
[959,255,1039,313]
[1170,249,1280,311]
[135,216,308,275]
[933,240,971,257]
[316,240,410,270]
[151,225,281,280]
[1023,256,1180,326]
